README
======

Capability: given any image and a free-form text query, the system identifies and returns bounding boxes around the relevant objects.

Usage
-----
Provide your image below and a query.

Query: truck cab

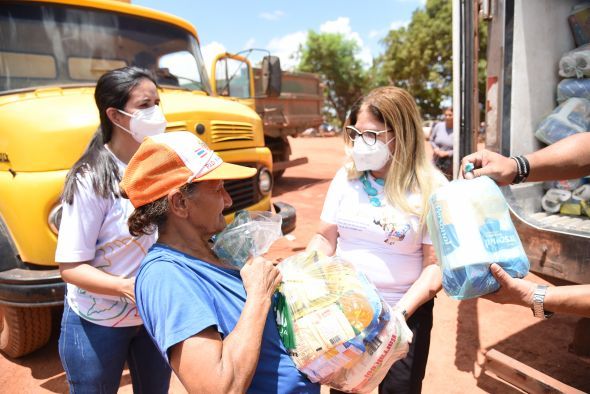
[212,52,324,178]
[0,0,290,357]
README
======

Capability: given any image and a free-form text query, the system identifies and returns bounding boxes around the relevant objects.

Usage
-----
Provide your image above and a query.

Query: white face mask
[351,137,393,171]
[116,105,167,143]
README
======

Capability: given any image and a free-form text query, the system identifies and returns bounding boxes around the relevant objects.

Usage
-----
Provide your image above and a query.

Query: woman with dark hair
[429,106,454,179]
[308,86,446,393]
[55,66,171,393]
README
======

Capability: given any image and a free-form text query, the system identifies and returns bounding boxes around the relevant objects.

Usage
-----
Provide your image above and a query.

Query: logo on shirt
[373,216,411,245]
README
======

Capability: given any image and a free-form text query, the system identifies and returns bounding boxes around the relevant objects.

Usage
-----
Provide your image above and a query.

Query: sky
[133,0,427,72]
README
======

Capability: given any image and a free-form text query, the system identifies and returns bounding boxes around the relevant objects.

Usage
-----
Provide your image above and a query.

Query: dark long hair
[62,67,157,204]
[126,183,199,236]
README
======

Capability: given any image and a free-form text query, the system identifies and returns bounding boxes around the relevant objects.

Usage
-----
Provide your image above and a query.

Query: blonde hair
[344,86,445,224]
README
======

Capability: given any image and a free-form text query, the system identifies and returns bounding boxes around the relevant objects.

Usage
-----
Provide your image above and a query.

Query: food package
[212,210,283,268]
[560,197,583,216]
[557,78,590,103]
[541,189,572,213]
[558,44,590,78]
[426,176,529,300]
[274,251,412,393]
[534,97,590,145]
[543,178,584,191]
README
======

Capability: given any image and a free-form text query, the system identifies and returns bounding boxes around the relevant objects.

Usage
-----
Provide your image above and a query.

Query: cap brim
[197,162,257,182]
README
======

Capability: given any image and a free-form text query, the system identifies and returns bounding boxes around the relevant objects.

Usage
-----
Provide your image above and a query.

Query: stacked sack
[535,34,590,217]
[426,176,529,300]
[275,251,412,393]
[541,181,590,217]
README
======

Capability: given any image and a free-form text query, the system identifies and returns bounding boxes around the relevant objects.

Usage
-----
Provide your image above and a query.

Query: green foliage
[297,31,368,125]
[373,0,453,118]
[295,0,488,122]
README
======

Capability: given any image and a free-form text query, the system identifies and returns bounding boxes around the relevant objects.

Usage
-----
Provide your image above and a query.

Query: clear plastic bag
[426,176,529,300]
[212,210,283,268]
[558,44,590,78]
[274,251,412,393]
[534,97,590,145]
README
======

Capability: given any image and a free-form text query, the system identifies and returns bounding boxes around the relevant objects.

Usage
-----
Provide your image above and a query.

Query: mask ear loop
[112,109,134,135]
[117,109,137,118]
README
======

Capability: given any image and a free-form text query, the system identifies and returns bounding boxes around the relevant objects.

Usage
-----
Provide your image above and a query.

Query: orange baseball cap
[121,131,256,208]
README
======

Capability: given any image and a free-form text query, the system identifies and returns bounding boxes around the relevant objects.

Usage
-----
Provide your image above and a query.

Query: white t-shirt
[320,167,432,305]
[55,150,156,327]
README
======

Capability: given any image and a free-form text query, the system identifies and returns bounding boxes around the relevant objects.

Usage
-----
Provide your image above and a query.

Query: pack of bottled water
[426,176,530,300]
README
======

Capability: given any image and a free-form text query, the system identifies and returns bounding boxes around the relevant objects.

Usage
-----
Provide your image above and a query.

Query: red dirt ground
[1,135,588,393]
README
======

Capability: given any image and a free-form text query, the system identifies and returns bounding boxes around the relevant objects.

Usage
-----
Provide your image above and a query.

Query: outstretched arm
[484,263,590,318]
[461,133,590,184]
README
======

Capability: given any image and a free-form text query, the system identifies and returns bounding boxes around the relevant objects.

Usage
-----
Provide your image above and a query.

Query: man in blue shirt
[120,132,319,393]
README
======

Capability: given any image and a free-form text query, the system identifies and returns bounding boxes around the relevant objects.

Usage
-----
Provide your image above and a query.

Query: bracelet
[510,155,530,184]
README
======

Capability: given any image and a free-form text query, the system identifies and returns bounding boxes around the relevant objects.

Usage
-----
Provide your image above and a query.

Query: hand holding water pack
[212,211,283,268]
[426,176,530,300]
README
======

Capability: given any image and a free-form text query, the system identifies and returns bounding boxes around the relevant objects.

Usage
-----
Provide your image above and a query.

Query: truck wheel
[273,148,289,180]
[0,305,52,358]
[265,136,290,180]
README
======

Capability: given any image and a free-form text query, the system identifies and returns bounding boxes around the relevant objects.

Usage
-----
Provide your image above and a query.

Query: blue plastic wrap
[535,97,590,145]
[426,176,530,300]
[557,78,590,103]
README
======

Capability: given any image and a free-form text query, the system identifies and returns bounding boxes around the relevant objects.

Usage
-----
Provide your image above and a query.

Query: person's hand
[240,256,282,301]
[460,149,518,185]
[120,277,136,304]
[483,263,535,308]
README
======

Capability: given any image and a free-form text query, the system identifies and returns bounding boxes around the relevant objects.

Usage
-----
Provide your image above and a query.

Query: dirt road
[1,136,588,393]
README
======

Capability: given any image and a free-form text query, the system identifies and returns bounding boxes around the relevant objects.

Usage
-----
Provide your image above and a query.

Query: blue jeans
[58,302,171,394]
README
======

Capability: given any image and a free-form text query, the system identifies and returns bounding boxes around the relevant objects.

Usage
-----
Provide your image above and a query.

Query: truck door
[211,53,256,110]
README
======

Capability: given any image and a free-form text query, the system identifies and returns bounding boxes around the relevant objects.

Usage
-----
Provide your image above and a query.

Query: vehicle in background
[211,53,324,178]
[455,0,589,385]
[0,0,294,358]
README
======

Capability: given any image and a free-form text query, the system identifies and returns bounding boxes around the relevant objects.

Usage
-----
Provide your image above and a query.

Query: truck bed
[253,69,323,138]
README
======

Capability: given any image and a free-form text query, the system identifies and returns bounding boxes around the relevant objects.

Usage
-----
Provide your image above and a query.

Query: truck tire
[0,305,52,358]
[265,136,290,180]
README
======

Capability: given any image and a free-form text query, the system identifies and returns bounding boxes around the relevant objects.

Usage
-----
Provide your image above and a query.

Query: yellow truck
[0,0,295,357]
[212,52,324,178]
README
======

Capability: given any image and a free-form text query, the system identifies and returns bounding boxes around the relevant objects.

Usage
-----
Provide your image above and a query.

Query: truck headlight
[48,203,62,235]
[257,167,273,195]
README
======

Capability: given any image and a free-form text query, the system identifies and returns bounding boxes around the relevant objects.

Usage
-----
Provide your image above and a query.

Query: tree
[297,31,367,126]
[373,0,452,118]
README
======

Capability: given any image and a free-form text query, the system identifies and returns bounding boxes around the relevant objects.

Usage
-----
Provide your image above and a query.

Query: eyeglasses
[345,125,391,146]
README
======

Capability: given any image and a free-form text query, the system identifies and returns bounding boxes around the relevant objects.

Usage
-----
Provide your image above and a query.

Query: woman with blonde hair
[307,86,446,393]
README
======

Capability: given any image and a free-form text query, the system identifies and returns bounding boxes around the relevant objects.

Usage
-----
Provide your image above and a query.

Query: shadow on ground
[272,176,330,197]
[454,299,589,392]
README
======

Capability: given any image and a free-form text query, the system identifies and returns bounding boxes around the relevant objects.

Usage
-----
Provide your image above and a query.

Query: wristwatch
[531,285,554,319]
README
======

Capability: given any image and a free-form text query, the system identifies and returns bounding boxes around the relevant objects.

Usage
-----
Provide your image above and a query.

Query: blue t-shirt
[136,243,319,394]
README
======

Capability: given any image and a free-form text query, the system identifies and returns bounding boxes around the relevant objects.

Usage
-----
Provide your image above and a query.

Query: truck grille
[210,121,255,143]
[223,168,260,215]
